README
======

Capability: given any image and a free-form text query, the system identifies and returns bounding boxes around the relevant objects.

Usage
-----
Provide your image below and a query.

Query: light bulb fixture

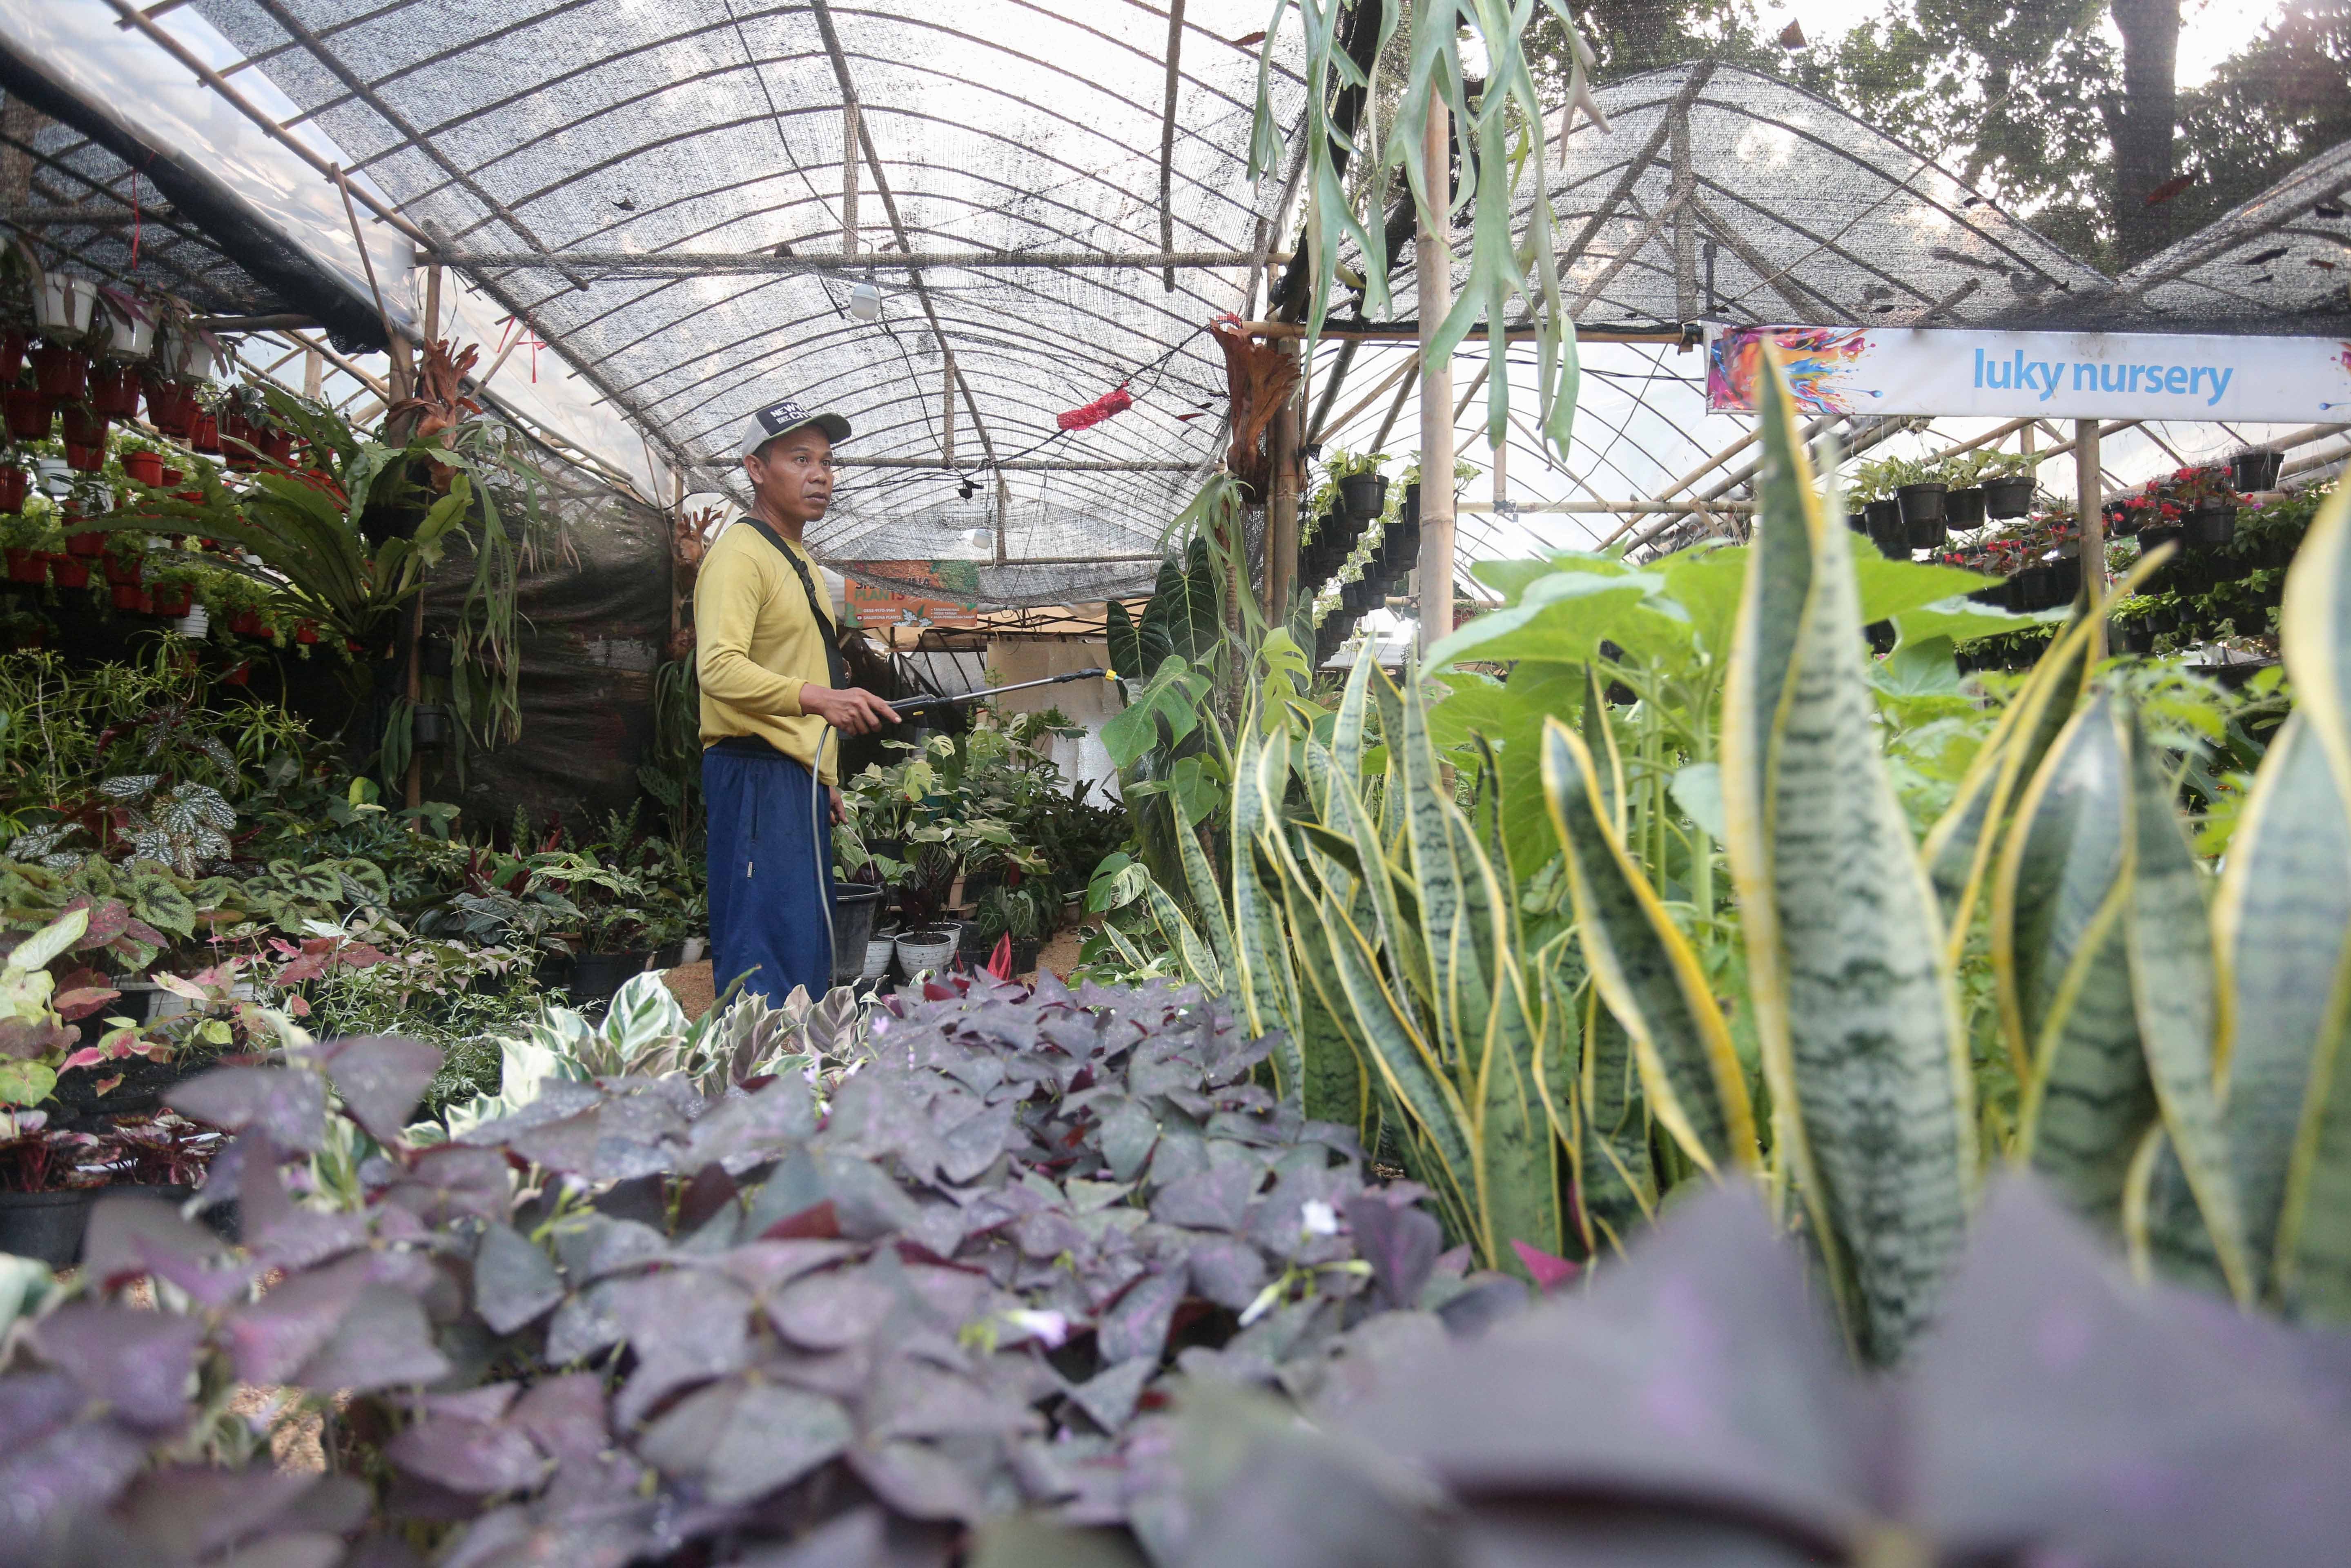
[849,278,882,321]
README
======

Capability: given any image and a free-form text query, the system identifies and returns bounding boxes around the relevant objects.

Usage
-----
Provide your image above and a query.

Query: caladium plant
[0,973,1486,1566]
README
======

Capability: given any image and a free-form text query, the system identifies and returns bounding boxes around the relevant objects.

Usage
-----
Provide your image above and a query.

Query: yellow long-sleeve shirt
[694,519,840,784]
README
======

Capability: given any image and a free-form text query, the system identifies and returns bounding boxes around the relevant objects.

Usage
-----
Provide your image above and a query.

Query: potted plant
[2169,463,2240,548]
[28,270,98,402]
[2231,447,2284,493]
[1325,447,1391,520]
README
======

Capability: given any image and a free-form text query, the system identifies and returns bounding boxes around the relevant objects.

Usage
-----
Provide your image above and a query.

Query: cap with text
[737,397,852,460]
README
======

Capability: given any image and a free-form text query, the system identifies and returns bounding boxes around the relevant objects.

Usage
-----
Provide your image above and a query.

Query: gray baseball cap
[738,396,852,459]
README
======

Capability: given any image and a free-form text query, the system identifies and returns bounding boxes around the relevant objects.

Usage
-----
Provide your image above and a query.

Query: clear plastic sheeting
[1372,62,2110,334]
[188,0,1305,602]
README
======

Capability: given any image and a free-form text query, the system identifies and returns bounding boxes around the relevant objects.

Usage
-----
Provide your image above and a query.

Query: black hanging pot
[1898,483,1948,548]
[1966,583,2009,608]
[412,703,452,749]
[1943,487,1986,530]
[2184,502,2237,548]
[2137,523,2183,556]
[2231,448,2283,492]
[1401,482,1421,526]
[1846,511,1872,535]
[2016,565,2059,610]
[1864,500,1907,558]
[2107,502,2142,537]
[1390,519,1421,562]
[1981,476,2035,519]
[2112,621,2150,655]
[2050,556,2082,604]
[1344,578,1374,615]
[1337,473,1389,519]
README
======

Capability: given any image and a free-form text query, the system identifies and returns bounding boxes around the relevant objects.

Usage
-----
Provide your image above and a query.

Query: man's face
[744,428,835,522]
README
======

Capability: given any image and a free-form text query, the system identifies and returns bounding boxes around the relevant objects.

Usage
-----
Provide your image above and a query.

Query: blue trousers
[703,741,833,1006]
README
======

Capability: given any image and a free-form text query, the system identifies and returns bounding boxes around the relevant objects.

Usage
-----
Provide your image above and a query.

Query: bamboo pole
[2077,418,2104,655]
[1413,100,1455,657]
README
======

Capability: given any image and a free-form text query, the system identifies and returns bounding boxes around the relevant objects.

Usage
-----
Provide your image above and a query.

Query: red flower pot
[64,531,105,558]
[104,557,143,586]
[0,330,23,384]
[0,467,25,514]
[294,621,320,645]
[122,450,165,486]
[110,584,145,611]
[258,429,294,466]
[60,405,108,445]
[47,556,88,589]
[29,345,87,401]
[229,610,263,636]
[5,548,46,585]
[148,383,197,439]
[3,389,50,441]
[176,489,205,505]
[192,412,220,454]
[221,660,252,686]
[88,363,140,419]
[151,586,191,618]
[160,467,183,487]
[62,444,105,474]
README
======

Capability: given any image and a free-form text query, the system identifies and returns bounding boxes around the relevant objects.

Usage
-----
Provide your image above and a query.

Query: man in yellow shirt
[696,397,898,1003]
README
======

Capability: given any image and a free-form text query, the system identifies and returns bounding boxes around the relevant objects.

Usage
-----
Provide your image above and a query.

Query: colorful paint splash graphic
[1707,327,1873,414]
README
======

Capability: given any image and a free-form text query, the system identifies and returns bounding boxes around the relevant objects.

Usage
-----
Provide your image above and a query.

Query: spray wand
[887,667,1114,714]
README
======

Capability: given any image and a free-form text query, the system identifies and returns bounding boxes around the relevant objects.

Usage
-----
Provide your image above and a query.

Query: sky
[1762,0,2292,87]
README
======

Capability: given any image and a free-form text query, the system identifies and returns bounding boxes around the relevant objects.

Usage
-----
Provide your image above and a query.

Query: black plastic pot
[1389,519,1420,563]
[1401,481,1420,526]
[2232,448,2284,492]
[831,882,883,982]
[1981,476,2035,519]
[1847,511,1871,535]
[2113,621,2151,655]
[2137,523,2183,556]
[0,1183,227,1268]
[1944,487,1987,530]
[1897,483,1948,548]
[2015,565,2059,610]
[2107,502,2142,537]
[570,949,651,1002]
[2147,606,2179,634]
[412,703,451,749]
[1337,473,1389,519]
[2185,502,2237,548]
[1342,579,1372,615]
[2050,557,2083,604]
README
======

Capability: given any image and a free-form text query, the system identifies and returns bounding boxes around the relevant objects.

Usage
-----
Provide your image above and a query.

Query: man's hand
[829,785,847,825]
[800,683,901,735]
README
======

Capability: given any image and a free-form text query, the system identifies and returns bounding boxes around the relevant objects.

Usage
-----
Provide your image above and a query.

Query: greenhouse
[0,1,2347,1564]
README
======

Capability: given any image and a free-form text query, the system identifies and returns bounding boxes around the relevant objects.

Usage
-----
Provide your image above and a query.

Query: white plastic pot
[862,937,895,980]
[34,273,97,338]
[895,930,954,975]
[172,330,218,383]
[100,299,154,360]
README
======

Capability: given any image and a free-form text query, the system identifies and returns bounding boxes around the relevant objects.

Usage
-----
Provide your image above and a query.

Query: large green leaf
[1719,348,1974,1364]
[1541,719,1755,1174]
[2000,694,2154,1229]
[1422,570,1660,673]
[1144,536,1223,666]
[2117,699,2254,1303]
[2211,713,2351,1312]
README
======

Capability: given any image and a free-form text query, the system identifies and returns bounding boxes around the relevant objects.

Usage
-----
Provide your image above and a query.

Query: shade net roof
[2096,136,2351,334]
[188,0,1306,607]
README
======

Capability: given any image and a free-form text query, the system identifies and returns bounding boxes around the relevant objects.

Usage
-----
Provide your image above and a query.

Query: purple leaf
[234,1133,369,1272]
[0,1417,152,1547]
[606,1272,753,1427]
[167,1065,328,1151]
[637,1379,852,1505]
[1509,1238,1578,1294]
[847,1438,987,1523]
[768,1268,899,1350]
[1097,1269,1185,1364]
[509,1374,610,1465]
[82,1192,251,1306]
[319,1033,444,1145]
[33,1303,205,1431]
[1068,1357,1153,1432]
[387,1417,550,1495]
[225,1255,373,1385]
[1151,1164,1255,1231]
[112,1465,327,1558]
[1348,1196,1443,1310]
[381,1144,512,1227]
[1186,1235,1269,1310]
[473,1222,564,1336]
[294,1285,452,1394]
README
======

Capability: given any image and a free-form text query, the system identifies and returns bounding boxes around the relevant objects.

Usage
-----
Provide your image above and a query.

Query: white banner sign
[1705,324,2351,424]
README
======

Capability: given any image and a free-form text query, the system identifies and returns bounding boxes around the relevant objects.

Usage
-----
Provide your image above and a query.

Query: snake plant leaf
[1230,728,1304,1105]
[1171,797,1237,993]
[2117,701,2254,1304]
[2263,479,2351,1316]
[1578,993,1656,1256]
[2207,714,2351,1313]
[1718,346,1974,1364]
[1283,873,1373,1137]
[2000,695,2153,1228]
[1542,719,1756,1174]
[1328,650,1376,803]
[1397,668,1491,1073]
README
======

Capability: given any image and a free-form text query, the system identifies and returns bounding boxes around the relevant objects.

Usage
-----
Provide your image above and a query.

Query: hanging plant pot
[2050,557,2083,604]
[2137,523,2183,556]
[104,556,143,586]
[47,556,89,589]
[258,428,294,466]
[29,345,88,402]
[221,414,259,472]
[2231,448,2283,492]
[122,450,165,486]
[0,467,25,514]
[2016,565,2059,609]
[60,405,108,449]
[1896,481,1947,526]
[0,329,22,384]
[33,272,98,340]
[87,363,140,419]
[191,412,220,454]
[293,620,321,645]
[2,388,50,441]
[1337,473,1389,519]
[110,584,146,611]
[1846,510,1870,535]
[151,585,192,619]
[2107,503,2143,537]
[147,382,198,439]
[1981,476,2034,518]
[1401,481,1420,526]
[4,548,46,585]
[229,610,265,636]
[62,442,105,474]
[64,529,105,558]
[1944,486,1987,530]
[2184,502,2237,548]
[411,703,452,748]
[221,660,252,687]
